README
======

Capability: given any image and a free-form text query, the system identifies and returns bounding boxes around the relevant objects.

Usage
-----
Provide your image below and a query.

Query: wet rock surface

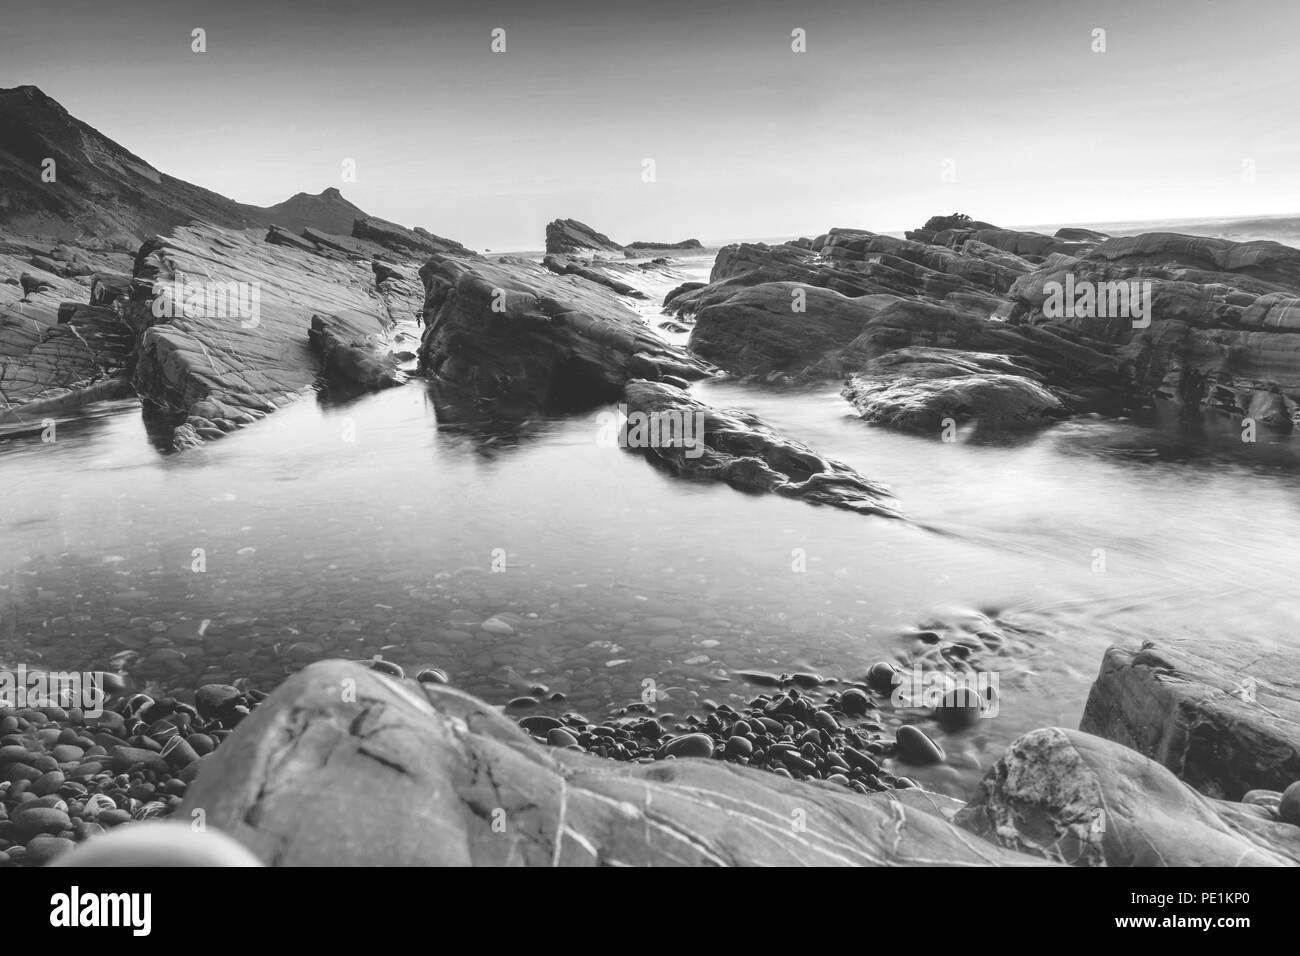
[1080,639,1300,799]
[623,379,903,517]
[842,347,1066,436]
[958,727,1300,866]
[124,222,423,448]
[418,255,709,411]
[180,660,1046,866]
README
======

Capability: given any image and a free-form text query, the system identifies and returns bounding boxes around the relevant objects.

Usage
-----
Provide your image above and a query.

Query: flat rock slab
[624,379,903,518]
[1080,639,1300,799]
[125,223,420,447]
[181,661,1044,866]
[958,727,1300,866]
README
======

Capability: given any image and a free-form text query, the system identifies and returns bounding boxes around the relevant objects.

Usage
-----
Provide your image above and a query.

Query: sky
[2,0,1298,250]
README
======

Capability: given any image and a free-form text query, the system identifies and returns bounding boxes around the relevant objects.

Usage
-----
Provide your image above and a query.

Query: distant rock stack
[544,218,625,256]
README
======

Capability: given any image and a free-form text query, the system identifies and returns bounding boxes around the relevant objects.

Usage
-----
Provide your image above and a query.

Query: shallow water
[4,256,1300,798]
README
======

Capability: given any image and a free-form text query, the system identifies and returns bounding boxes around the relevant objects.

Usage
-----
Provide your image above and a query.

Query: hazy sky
[3,0,1298,249]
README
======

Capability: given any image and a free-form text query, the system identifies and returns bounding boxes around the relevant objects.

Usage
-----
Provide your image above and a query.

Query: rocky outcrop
[545,218,624,256]
[351,216,475,259]
[418,255,708,411]
[542,255,647,298]
[958,727,1300,866]
[1080,640,1300,800]
[180,660,1045,866]
[842,347,1066,436]
[124,223,420,448]
[626,239,703,252]
[671,217,1300,433]
[1,241,137,425]
[623,380,903,518]
[1009,233,1300,422]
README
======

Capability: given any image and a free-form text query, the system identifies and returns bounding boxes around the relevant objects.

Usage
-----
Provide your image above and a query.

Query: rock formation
[1080,639,1300,799]
[124,223,422,448]
[418,254,709,411]
[545,218,625,256]
[180,660,1046,866]
[624,380,903,517]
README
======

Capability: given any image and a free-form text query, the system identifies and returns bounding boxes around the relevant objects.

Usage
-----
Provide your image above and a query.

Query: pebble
[663,733,714,759]
[934,688,985,732]
[840,688,870,716]
[895,725,946,765]
[867,662,901,695]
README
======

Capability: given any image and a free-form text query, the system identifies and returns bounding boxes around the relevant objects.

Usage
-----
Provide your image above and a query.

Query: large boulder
[180,660,1046,866]
[418,255,709,411]
[1080,640,1300,799]
[622,380,903,518]
[688,284,900,377]
[958,727,1300,866]
[544,218,624,256]
[842,347,1066,436]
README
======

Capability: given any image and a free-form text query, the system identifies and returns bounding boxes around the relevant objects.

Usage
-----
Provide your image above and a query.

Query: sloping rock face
[124,223,419,448]
[351,215,476,258]
[181,660,1046,866]
[957,727,1300,866]
[545,218,624,256]
[1080,640,1300,800]
[542,255,648,299]
[1009,233,1300,422]
[418,255,709,411]
[623,380,903,518]
[1,239,136,424]
[842,348,1066,436]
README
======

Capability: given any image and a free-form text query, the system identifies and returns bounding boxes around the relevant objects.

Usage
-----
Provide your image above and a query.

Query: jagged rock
[351,215,474,258]
[542,255,647,298]
[545,218,624,256]
[89,273,131,307]
[1010,232,1300,421]
[124,223,418,448]
[623,380,902,518]
[180,660,1043,866]
[418,255,709,411]
[957,727,1300,866]
[265,225,318,252]
[1080,639,1300,799]
[1,252,135,423]
[842,347,1066,436]
[663,281,704,307]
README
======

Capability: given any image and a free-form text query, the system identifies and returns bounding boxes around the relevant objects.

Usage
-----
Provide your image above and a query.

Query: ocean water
[3,246,1299,798]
